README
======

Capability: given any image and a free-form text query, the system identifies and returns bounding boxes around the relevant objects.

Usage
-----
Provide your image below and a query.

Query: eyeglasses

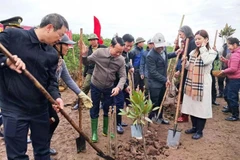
[56,31,64,38]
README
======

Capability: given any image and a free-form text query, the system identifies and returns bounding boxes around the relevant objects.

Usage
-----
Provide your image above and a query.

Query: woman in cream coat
[181,30,217,140]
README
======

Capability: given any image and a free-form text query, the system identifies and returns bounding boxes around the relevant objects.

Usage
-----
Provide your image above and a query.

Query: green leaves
[219,23,236,39]
[119,90,154,126]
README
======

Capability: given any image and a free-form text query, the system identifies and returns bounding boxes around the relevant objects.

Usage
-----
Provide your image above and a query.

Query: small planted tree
[219,23,236,43]
[119,90,158,159]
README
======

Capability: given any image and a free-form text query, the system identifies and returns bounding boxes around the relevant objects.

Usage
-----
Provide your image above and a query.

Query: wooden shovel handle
[78,28,83,88]
[78,99,82,130]
[108,106,112,156]
[213,30,218,48]
[156,49,182,118]
[174,38,189,124]
[156,86,169,118]
[167,14,185,73]
[0,43,111,158]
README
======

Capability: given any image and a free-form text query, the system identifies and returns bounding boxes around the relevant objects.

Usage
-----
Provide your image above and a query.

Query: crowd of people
[0,13,239,160]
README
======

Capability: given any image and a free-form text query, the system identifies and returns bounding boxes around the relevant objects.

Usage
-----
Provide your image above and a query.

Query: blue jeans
[2,109,50,160]
[227,79,240,109]
[90,84,114,119]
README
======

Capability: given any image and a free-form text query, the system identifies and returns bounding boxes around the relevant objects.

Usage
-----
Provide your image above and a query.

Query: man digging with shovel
[0,13,68,160]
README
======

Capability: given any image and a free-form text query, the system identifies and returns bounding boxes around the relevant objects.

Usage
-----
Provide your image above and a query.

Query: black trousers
[190,116,206,134]
[218,77,225,96]
[134,70,144,91]
[211,72,217,102]
[148,87,166,119]
[2,109,50,160]
[48,103,59,146]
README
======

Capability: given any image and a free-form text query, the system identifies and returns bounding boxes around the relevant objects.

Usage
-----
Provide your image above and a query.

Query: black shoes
[152,117,170,125]
[185,128,197,134]
[225,116,239,121]
[121,122,128,127]
[117,125,124,134]
[185,128,203,140]
[222,107,231,113]
[161,119,170,125]
[223,106,228,109]
[192,132,203,140]
[212,101,220,106]
[50,148,57,155]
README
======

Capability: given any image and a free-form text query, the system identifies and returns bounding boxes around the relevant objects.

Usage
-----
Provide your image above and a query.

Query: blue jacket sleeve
[61,60,81,95]
[167,52,177,59]
[139,52,145,75]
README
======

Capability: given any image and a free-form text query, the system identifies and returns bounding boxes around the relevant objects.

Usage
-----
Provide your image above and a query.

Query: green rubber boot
[102,116,109,137]
[91,118,98,143]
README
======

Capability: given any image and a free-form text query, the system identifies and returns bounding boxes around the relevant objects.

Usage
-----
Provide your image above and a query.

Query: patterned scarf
[184,50,204,101]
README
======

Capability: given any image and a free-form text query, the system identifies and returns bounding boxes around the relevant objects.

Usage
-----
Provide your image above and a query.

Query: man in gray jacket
[82,36,126,142]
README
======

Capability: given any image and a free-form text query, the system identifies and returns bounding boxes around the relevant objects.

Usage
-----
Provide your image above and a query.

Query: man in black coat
[147,33,181,124]
[0,13,67,160]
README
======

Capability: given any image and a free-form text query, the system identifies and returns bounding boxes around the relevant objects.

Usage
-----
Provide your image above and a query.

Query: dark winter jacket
[0,28,60,114]
[140,47,150,78]
[147,49,176,89]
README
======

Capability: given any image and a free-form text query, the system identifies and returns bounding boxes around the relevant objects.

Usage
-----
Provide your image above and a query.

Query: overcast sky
[1,0,239,48]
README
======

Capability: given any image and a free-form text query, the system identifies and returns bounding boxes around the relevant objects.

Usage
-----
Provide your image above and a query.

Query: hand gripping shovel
[0,43,114,160]
[167,38,189,148]
[76,99,86,152]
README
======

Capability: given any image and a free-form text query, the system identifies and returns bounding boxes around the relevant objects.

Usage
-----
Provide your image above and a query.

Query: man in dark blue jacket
[147,33,181,124]
[0,13,67,160]
[129,37,145,91]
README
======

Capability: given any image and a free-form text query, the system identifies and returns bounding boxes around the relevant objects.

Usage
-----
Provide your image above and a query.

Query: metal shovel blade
[76,136,86,153]
[167,129,181,147]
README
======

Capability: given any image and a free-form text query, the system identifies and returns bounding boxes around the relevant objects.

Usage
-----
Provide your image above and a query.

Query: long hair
[195,30,210,55]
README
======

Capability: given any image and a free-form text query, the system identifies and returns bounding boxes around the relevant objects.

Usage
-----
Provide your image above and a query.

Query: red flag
[94,16,103,44]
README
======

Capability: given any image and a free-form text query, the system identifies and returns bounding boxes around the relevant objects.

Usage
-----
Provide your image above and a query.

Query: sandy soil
[1,88,240,160]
